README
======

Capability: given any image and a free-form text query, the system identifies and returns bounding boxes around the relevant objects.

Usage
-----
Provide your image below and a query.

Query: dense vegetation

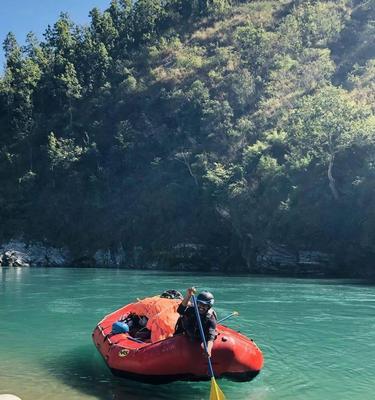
[1,0,374,274]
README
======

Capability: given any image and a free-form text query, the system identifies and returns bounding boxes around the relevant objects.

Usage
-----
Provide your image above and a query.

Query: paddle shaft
[191,294,215,378]
[217,312,238,324]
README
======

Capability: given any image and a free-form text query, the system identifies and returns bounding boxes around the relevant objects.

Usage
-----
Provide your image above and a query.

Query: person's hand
[187,287,196,296]
[201,342,212,357]
[182,287,196,307]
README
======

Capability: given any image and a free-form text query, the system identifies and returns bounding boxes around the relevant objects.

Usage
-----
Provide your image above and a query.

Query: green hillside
[1,0,374,274]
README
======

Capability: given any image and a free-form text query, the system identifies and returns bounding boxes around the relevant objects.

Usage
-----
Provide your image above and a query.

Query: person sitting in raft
[160,289,183,300]
[175,287,217,357]
[112,313,150,339]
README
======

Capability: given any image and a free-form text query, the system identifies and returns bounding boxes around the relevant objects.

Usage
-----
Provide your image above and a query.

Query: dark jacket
[176,303,217,342]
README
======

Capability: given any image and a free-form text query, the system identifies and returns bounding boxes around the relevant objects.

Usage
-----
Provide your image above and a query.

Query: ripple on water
[47,299,83,314]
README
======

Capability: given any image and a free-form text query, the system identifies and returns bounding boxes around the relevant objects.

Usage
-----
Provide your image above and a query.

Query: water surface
[1,267,374,399]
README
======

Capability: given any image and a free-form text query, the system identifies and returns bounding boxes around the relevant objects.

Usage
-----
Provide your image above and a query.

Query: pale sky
[0,0,111,71]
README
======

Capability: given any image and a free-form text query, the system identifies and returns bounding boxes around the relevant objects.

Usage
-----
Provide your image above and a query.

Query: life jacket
[129,296,180,343]
[176,306,217,341]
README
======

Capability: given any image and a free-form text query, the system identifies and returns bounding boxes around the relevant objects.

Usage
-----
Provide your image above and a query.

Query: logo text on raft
[119,349,130,357]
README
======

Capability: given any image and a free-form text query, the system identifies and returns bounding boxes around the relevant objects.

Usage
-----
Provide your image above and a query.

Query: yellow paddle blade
[209,377,226,400]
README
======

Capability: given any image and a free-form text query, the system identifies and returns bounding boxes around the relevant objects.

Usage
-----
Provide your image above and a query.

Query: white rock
[0,395,22,400]
[0,239,68,267]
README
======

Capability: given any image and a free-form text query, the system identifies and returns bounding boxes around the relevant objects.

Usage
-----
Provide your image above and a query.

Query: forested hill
[1,0,375,275]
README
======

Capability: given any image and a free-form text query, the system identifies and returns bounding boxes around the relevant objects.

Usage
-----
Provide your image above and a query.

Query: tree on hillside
[286,85,375,200]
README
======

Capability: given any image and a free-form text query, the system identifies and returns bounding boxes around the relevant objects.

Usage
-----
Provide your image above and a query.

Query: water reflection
[41,345,210,400]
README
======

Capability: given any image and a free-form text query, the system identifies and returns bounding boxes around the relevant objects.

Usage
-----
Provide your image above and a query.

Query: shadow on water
[41,345,210,400]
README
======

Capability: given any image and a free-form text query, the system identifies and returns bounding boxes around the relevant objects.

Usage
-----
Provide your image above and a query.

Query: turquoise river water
[1,267,375,400]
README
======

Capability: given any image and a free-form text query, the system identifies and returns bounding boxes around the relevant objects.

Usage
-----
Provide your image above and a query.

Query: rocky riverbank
[0,240,68,267]
[3,239,373,279]
[0,240,136,268]
[0,239,343,277]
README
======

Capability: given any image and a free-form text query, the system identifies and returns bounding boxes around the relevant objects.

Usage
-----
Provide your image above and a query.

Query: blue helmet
[112,321,130,334]
[197,291,214,307]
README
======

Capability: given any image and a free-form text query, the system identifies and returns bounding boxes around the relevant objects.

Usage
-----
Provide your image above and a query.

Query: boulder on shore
[0,240,68,267]
[0,250,30,267]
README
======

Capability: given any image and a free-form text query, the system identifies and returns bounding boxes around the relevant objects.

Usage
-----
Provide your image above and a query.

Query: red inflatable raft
[92,298,264,383]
